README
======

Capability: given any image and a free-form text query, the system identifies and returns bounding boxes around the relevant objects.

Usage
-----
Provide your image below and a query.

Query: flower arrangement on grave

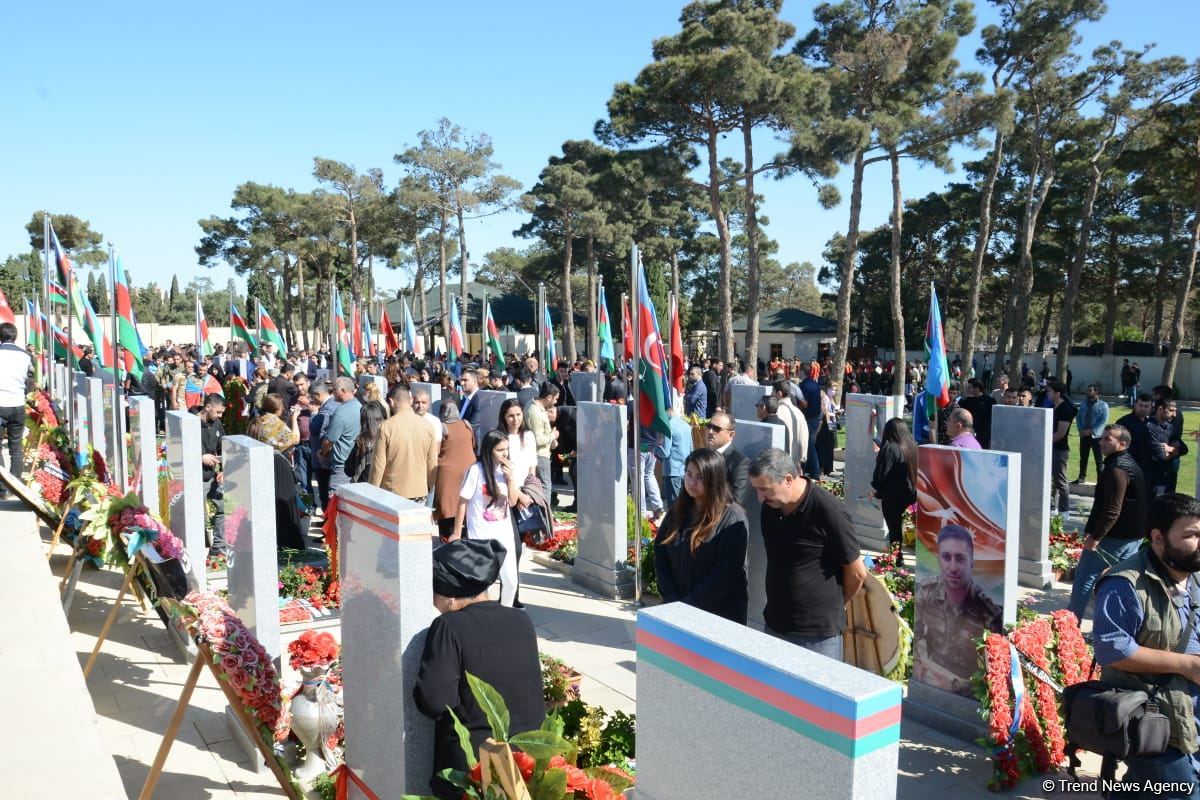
[28,427,75,506]
[285,631,344,779]
[177,590,289,742]
[540,653,583,707]
[70,452,126,566]
[527,512,578,554]
[400,673,635,800]
[973,610,1091,790]
[865,548,914,681]
[901,503,917,547]
[555,699,636,775]
[278,558,341,611]
[289,631,340,671]
[824,474,845,499]
[108,495,180,558]
[222,377,250,435]
[1048,518,1085,580]
[24,389,60,453]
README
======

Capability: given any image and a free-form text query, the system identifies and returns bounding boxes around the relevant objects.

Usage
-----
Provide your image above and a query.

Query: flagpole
[595,275,603,367]
[630,244,643,604]
[108,244,125,491]
[42,214,52,393]
[480,289,488,367]
[66,264,75,439]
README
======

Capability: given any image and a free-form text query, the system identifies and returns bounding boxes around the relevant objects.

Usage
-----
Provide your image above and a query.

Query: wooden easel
[479,740,534,800]
[139,609,301,800]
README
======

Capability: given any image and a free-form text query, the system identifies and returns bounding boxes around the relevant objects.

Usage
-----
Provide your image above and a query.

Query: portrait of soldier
[913,524,1004,696]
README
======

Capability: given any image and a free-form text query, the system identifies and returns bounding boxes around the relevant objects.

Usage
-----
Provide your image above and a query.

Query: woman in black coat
[870,417,919,565]
[653,447,749,624]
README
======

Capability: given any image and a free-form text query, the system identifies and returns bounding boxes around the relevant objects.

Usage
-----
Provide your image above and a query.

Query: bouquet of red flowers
[288,630,340,671]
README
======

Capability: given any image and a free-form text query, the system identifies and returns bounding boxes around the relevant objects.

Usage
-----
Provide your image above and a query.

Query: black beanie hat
[432,539,506,598]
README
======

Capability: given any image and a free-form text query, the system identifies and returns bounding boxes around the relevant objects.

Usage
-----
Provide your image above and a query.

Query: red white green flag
[635,253,671,437]
[195,295,213,358]
[230,303,257,354]
[485,300,504,364]
[333,288,353,377]
[114,259,144,380]
[257,300,287,358]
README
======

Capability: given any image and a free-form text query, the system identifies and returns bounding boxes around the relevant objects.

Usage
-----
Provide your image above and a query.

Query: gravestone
[469,389,515,447]
[729,383,770,423]
[569,372,604,404]
[638,603,901,800]
[730,419,785,631]
[53,363,68,406]
[126,396,158,505]
[844,394,905,552]
[222,434,280,772]
[83,377,106,459]
[100,380,125,491]
[357,374,386,400]
[572,401,632,598]
[411,381,442,416]
[165,411,206,592]
[517,385,538,410]
[315,368,331,383]
[71,373,90,463]
[338,483,436,797]
[991,405,1053,588]
[906,445,1019,740]
[234,357,251,380]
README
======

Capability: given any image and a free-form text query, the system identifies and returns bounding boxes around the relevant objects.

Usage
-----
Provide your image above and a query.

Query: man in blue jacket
[654,405,695,508]
[683,365,707,418]
[1073,383,1109,485]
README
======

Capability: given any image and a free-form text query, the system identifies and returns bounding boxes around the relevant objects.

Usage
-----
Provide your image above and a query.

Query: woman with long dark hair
[344,401,388,482]
[871,417,919,565]
[451,429,520,606]
[653,448,749,624]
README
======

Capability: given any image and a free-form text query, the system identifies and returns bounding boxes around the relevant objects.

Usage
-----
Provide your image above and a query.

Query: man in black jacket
[1067,424,1148,621]
[199,393,227,557]
[705,411,749,506]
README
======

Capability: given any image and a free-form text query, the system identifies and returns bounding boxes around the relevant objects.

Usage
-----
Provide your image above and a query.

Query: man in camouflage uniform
[913,524,1003,696]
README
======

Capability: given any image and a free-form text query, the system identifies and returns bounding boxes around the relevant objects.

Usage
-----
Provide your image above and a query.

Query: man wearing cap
[414,539,544,800]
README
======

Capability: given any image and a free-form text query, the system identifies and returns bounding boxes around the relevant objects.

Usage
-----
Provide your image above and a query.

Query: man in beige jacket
[370,384,438,502]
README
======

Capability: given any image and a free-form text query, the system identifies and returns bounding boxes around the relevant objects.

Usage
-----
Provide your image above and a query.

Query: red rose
[229,668,250,690]
[584,778,616,800]
[564,765,588,791]
[511,751,535,781]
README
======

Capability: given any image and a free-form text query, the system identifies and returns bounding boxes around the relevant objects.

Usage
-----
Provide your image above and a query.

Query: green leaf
[446,707,478,768]
[507,730,572,761]
[435,768,479,794]
[541,711,565,737]
[466,672,509,741]
[585,766,635,793]
[529,766,567,800]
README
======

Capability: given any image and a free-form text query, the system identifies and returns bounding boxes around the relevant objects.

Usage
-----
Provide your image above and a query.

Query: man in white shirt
[413,388,442,444]
[772,380,808,469]
[0,323,32,487]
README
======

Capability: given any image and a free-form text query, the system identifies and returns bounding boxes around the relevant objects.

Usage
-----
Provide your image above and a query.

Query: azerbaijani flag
[196,295,213,357]
[668,293,684,395]
[24,300,36,348]
[542,303,557,374]
[363,307,376,358]
[635,250,671,437]
[380,306,400,356]
[231,303,257,354]
[256,301,287,358]
[114,259,144,380]
[49,223,72,291]
[402,296,423,357]
[32,298,46,385]
[447,299,464,361]
[71,277,109,368]
[53,324,84,369]
[597,285,615,373]
[333,288,353,377]
[185,373,224,408]
[924,282,951,415]
[621,295,634,364]
[485,300,504,364]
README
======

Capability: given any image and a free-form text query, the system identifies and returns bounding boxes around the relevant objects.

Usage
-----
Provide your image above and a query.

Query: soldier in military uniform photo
[913,524,1004,696]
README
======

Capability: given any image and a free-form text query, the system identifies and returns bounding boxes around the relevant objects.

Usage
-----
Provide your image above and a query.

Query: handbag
[1063,574,1197,778]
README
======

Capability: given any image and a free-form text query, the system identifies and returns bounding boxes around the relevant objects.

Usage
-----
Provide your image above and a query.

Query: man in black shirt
[269,362,298,409]
[749,448,867,661]
[199,393,227,557]
[1116,393,1154,476]
[1048,381,1076,517]
[957,378,995,449]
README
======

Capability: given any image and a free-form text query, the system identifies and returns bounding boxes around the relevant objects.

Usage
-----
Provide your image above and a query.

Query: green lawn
[834,409,1198,495]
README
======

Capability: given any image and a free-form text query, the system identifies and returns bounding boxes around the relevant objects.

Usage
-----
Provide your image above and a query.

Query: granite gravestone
[338,483,436,797]
[469,389,515,447]
[100,379,125,490]
[165,411,207,592]
[638,604,901,800]
[83,376,106,459]
[990,405,1053,588]
[844,394,905,552]
[729,383,770,423]
[569,372,604,404]
[126,395,158,506]
[572,401,632,599]
[730,419,785,631]
[517,385,538,410]
[357,374,387,400]
[71,373,90,463]
[222,435,279,771]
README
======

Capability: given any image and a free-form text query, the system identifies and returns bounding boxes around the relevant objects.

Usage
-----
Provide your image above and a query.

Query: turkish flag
[669,294,684,395]
[622,296,634,363]
[0,288,14,325]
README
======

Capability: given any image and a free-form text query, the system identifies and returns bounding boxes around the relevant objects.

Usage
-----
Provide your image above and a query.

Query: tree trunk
[960,129,1005,384]
[1152,212,1176,343]
[1037,284,1057,353]
[1162,161,1200,388]
[437,215,449,347]
[1006,159,1056,384]
[297,259,310,352]
[670,250,680,356]
[1103,228,1120,355]
[888,150,906,396]
[561,221,576,364]
[994,276,1016,376]
[1055,161,1102,379]
[742,118,763,371]
[457,203,470,355]
[832,150,867,391]
[586,235,597,362]
[705,131,735,365]
[349,205,360,308]
[413,236,428,353]
[313,268,326,351]
[281,254,294,349]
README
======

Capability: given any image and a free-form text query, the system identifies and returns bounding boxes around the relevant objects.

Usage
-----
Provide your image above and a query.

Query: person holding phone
[451,429,521,607]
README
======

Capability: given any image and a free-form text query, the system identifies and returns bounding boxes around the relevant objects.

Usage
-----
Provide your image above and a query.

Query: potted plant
[540,653,583,709]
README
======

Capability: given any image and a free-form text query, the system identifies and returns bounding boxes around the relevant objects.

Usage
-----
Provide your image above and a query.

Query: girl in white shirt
[452,429,521,606]
[498,398,538,487]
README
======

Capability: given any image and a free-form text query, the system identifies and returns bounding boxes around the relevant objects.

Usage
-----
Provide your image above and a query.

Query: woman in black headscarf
[413,539,544,799]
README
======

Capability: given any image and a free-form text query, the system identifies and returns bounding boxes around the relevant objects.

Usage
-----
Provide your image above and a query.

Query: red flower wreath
[1011,618,1066,767]
[981,633,1021,789]
[1052,609,1091,687]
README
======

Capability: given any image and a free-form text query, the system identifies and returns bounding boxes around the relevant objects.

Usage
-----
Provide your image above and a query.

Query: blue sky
[1,1,1194,300]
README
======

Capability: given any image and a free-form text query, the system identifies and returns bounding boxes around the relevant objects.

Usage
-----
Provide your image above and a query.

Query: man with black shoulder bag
[1068,493,1200,798]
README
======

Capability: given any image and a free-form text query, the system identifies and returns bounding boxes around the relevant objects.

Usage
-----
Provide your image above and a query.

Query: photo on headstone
[913,445,1018,697]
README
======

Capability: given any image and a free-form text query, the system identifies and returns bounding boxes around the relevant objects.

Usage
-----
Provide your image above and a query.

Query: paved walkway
[15,493,1111,799]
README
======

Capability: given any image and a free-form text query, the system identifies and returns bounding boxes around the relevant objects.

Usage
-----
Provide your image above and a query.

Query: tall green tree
[312,158,384,308]
[26,211,106,267]
[1157,96,1200,387]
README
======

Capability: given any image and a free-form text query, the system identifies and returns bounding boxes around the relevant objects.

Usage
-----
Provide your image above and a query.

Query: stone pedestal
[517,385,538,409]
[572,402,632,598]
[411,382,442,416]
[126,396,158,507]
[222,435,279,772]
[469,390,515,447]
[729,383,769,423]
[338,484,436,797]
[165,411,206,592]
[730,420,785,631]
[100,380,125,491]
[637,604,901,800]
[569,372,604,404]
[844,394,904,552]
[991,406,1054,588]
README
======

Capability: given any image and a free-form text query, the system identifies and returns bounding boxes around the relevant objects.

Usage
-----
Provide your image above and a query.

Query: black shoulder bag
[1062,575,1198,779]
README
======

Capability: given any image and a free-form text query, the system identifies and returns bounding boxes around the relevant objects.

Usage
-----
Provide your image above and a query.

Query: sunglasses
[706,423,730,433]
